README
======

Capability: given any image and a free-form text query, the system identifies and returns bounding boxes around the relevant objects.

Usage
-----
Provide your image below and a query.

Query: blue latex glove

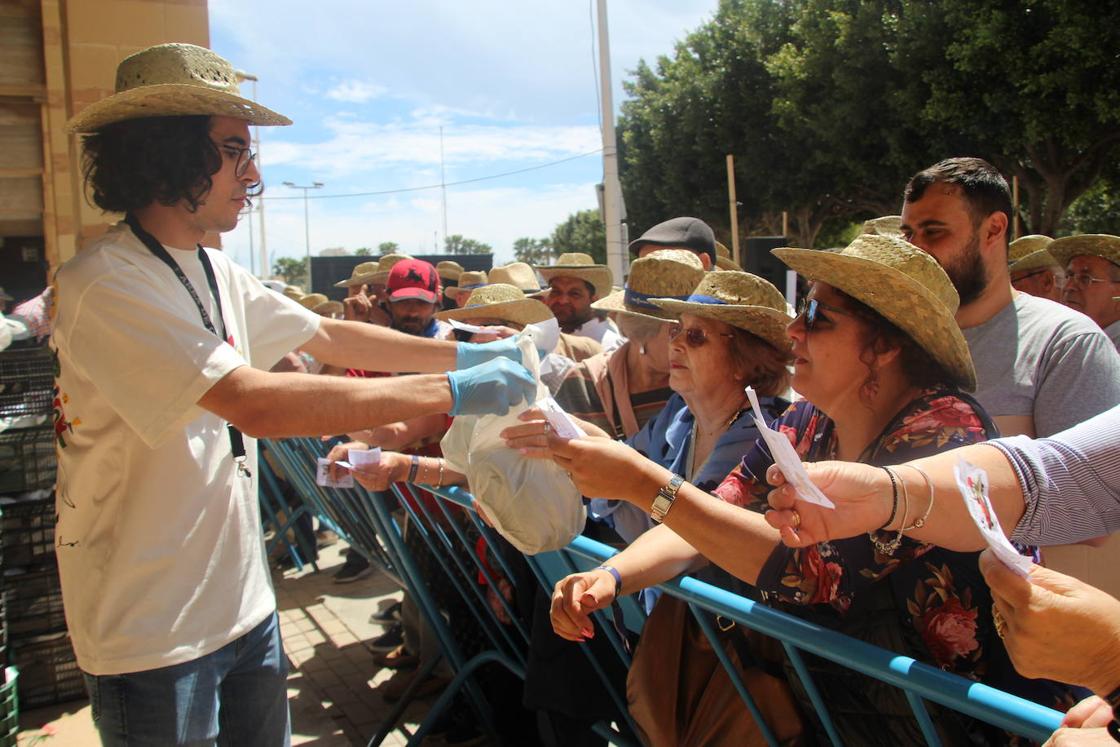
[447,358,537,416]
[456,336,523,371]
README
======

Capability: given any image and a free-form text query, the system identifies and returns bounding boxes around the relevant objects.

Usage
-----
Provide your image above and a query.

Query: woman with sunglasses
[532,235,1080,744]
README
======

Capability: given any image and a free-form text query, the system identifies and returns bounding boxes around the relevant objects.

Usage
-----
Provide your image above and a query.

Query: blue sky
[208,0,717,273]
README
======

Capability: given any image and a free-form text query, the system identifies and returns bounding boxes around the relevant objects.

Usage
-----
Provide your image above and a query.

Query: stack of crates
[0,343,84,710]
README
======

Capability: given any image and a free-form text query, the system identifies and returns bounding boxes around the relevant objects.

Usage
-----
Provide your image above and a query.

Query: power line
[260,148,603,201]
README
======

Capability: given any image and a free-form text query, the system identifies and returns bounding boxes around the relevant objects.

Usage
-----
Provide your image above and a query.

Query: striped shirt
[995,404,1120,546]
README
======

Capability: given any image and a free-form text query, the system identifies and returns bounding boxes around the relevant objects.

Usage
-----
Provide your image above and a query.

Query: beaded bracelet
[877,466,900,531]
[871,467,908,556]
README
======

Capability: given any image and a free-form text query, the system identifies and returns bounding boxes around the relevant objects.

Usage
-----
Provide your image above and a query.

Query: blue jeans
[82,611,290,746]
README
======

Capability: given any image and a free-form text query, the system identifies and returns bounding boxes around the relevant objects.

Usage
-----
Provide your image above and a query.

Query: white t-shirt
[52,222,320,675]
[573,316,625,353]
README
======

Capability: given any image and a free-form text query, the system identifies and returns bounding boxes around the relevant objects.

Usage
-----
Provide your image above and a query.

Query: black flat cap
[628,217,716,264]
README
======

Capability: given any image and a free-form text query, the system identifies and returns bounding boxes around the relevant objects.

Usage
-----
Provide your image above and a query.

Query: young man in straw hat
[55,43,534,745]
[901,157,1120,598]
[1007,234,1064,302]
[1050,234,1120,349]
[535,252,622,350]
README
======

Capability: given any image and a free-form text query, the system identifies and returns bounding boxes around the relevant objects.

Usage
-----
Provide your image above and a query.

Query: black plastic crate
[0,427,56,496]
[9,632,83,709]
[1,568,64,640]
[0,666,16,747]
[0,493,56,571]
[0,346,53,421]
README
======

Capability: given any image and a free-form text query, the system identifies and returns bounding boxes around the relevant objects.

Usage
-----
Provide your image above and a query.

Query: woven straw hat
[312,299,343,316]
[298,293,329,310]
[651,270,792,350]
[333,261,381,288]
[773,234,976,391]
[489,262,544,293]
[592,250,705,321]
[436,260,464,282]
[714,241,739,271]
[445,270,488,301]
[367,253,414,286]
[1007,235,1059,273]
[67,44,290,133]
[535,253,613,299]
[1048,234,1120,270]
[282,286,304,301]
[860,215,904,238]
[436,284,553,327]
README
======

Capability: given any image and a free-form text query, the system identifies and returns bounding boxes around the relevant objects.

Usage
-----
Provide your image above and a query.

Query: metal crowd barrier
[262,437,1064,747]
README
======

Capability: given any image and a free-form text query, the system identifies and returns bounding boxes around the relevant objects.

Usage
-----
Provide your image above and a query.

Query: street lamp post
[283,181,324,291]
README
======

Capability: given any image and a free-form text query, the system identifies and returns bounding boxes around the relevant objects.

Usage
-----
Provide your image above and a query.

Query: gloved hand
[447,358,537,416]
[456,335,523,370]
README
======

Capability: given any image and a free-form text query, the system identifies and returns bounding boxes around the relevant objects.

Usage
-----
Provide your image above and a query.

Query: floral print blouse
[713,390,1081,716]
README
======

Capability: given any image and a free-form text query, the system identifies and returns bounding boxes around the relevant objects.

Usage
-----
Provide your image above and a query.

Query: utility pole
[282,181,324,290]
[596,0,627,282]
[235,70,269,278]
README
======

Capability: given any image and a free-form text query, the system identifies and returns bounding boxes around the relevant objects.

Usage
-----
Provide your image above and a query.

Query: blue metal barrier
[268,438,1063,746]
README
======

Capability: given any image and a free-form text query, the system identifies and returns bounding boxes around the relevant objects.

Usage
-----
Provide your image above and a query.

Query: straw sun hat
[489,262,544,293]
[66,43,290,133]
[714,242,739,271]
[592,249,705,321]
[436,260,464,282]
[1007,235,1059,273]
[333,260,380,288]
[1047,234,1120,270]
[773,234,976,391]
[446,270,488,301]
[436,284,553,327]
[298,293,342,316]
[535,253,613,299]
[651,270,793,351]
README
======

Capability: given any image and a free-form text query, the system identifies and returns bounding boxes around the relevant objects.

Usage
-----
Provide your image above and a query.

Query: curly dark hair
[835,290,956,405]
[80,115,259,213]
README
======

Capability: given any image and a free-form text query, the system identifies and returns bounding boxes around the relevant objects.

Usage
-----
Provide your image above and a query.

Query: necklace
[687,399,747,479]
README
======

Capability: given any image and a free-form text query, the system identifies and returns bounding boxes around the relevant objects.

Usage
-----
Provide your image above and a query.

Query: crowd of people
[35,41,1120,747]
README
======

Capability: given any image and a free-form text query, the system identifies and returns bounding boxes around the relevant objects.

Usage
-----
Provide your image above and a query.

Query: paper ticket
[447,319,490,334]
[537,396,586,439]
[316,457,353,488]
[348,447,382,467]
[954,457,1034,578]
[745,386,835,509]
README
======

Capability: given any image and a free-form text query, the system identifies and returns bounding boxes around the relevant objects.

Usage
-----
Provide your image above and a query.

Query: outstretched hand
[764,460,893,547]
[550,569,618,642]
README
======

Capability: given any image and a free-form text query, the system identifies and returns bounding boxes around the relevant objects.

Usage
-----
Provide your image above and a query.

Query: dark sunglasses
[796,297,862,332]
[668,322,735,348]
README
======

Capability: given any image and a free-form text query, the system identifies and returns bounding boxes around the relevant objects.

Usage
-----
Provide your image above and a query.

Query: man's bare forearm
[302,318,458,374]
[200,366,454,438]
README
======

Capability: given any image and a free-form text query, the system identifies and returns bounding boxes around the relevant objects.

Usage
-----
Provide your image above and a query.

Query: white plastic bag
[441,328,586,554]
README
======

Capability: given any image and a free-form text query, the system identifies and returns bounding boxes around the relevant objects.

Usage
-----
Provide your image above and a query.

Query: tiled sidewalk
[16,543,435,746]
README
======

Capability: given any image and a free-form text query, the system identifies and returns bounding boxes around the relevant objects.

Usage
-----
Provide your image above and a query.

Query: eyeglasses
[668,322,734,348]
[1064,272,1119,290]
[796,297,862,332]
[220,145,256,178]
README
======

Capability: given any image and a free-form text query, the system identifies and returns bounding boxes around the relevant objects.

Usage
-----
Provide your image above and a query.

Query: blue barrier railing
[266,437,1063,746]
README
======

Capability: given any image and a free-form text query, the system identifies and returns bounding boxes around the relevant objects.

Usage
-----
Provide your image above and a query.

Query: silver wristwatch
[650,474,685,523]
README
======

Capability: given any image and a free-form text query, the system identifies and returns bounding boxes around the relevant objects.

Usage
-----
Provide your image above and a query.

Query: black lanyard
[125,214,251,478]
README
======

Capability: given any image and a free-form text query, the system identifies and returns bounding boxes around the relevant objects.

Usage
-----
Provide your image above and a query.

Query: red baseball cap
[386,259,440,303]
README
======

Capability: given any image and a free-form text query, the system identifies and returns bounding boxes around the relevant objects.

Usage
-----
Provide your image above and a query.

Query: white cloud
[324,80,388,103]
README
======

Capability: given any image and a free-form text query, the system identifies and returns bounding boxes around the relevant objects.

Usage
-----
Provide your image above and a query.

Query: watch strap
[650,473,685,523]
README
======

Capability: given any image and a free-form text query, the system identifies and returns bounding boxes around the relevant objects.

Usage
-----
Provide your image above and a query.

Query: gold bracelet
[899,464,935,531]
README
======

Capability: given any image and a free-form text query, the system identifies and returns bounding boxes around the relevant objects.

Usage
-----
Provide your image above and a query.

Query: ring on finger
[991,603,1007,639]
[790,509,801,529]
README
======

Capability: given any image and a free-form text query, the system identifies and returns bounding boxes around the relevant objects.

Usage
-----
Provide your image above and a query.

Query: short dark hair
[81,115,258,213]
[903,157,1012,236]
[838,290,957,403]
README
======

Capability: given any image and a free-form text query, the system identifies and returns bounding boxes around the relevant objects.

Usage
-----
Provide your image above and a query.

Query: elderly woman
[535,235,1078,744]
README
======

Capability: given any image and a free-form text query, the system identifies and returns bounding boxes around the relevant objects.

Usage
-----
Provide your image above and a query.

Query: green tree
[273,256,308,287]
[444,235,492,255]
[378,241,401,254]
[550,209,606,263]
[353,247,373,256]
[512,237,554,265]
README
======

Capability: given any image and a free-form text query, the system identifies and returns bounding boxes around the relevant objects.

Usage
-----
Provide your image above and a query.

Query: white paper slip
[745,386,835,509]
[954,457,1034,578]
[537,396,586,439]
[448,319,490,334]
[316,457,354,488]
[348,447,382,467]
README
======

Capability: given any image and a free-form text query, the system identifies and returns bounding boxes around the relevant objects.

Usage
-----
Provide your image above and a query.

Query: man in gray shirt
[900,157,1120,595]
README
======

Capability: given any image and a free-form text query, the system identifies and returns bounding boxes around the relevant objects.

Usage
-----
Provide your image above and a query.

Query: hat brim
[773,248,976,391]
[1048,243,1120,271]
[536,266,613,300]
[312,301,344,315]
[650,299,792,351]
[436,298,553,327]
[591,289,676,321]
[1008,249,1060,274]
[714,256,740,271]
[66,83,291,133]
[389,288,439,303]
